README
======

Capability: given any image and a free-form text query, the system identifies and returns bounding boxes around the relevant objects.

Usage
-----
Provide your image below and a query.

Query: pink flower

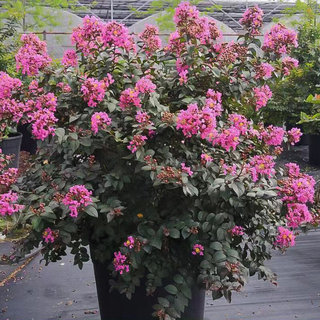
[43,227,55,243]
[61,49,78,67]
[29,109,58,141]
[253,85,272,110]
[166,31,186,56]
[287,127,302,145]
[215,127,240,151]
[124,236,135,249]
[228,114,248,135]
[285,163,300,177]
[16,34,52,76]
[206,89,223,116]
[223,164,237,176]
[181,163,193,176]
[282,57,299,76]
[0,99,25,125]
[279,173,315,204]
[0,72,22,99]
[135,77,156,94]
[239,6,264,36]
[0,168,18,187]
[62,185,93,218]
[57,82,72,93]
[119,88,141,110]
[286,203,312,229]
[81,76,113,107]
[262,23,298,56]
[139,24,162,56]
[229,226,244,236]
[0,191,24,216]
[261,125,285,146]
[176,103,216,139]
[176,59,189,85]
[192,244,204,256]
[249,155,275,182]
[255,63,275,80]
[91,112,112,135]
[113,251,130,274]
[201,153,213,165]
[127,135,148,153]
[275,226,295,248]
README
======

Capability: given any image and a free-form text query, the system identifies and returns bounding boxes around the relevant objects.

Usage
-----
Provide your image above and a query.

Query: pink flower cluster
[228,114,248,135]
[135,77,156,94]
[262,23,298,56]
[176,59,189,85]
[176,103,217,139]
[16,34,52,76]
[61,49,78,67]
[239,6,264,36]
[0,191,24,216]
[43,227,55,243]
[230,226,244,236]
[62,185,93,218]
[72,16,135,56]
[81,75,114,107]
[254,63,275,80]
[275,226,295,248]
[287,127,302,145]
[249,155,276,182]
[119,77,156,110]
[192,244,204,256]
[127,135,148,153]
[201,153,213,165]
[173,2,221,44]
[215,127,240,152]
[91,112,112,135]
[286,203,312,228]
[280,166,315,204]
[57,82,72,93]
[113,251,130,274]
[139,25,162,56]
[181,163,193,176]
[253,85,273,111]
[281,57,299,76]
[206,89,223,116]
[0,72,22,99]
[124,236,135,249]
[261,125,285,146]
[29,109,58,141]
[0,168,18,187]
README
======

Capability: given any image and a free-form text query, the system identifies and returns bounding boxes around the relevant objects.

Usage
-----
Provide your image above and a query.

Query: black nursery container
[17,123,37,155]
[92,258,205,320]
[0,132,23,168]
[309,134,320,166]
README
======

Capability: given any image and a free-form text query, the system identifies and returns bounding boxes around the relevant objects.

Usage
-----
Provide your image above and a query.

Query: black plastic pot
[297,133,310,146]
[92,259,205,320]
[17,123,37,155]
[0,132,23,168]
[309,134,320,166]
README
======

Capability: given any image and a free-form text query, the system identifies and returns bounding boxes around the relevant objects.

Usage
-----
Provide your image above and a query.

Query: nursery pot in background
[309,134,320,165]
[0,132,23,168]
[92,258,205,320]
[17,123,37,155]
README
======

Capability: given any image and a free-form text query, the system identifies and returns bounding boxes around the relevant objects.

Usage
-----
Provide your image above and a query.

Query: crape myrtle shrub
[1,3,317,320]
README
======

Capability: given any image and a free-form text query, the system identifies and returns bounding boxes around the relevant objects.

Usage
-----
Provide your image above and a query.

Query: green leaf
[165,284,178,295]
[169,228,180,239]
[84,206,98,218]
[173,274,184,284]
[55,128,65,144]
[158,297,170,308]
[210,242,223,251]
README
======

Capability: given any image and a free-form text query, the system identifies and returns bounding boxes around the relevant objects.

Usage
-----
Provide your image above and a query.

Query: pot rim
[0,132,23,142]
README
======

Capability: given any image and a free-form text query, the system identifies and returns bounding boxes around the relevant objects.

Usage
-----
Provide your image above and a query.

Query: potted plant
[299,94,320,165]
[0,31,53,166]
[3,3,316,320]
